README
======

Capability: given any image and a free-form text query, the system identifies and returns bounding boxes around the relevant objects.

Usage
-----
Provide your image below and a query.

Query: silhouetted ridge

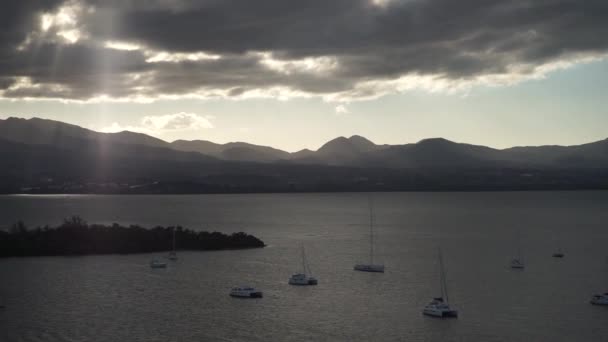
[0,216,265,257]
[171,139,291,162]
[0,117,169,148]
[416,137,454,146]
[1,116,608,193]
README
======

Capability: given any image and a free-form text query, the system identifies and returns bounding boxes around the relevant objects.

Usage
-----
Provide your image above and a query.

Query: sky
[0,0,607,152]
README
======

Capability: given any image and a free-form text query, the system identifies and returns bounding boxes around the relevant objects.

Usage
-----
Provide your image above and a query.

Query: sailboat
[150,258,167,268]
[289,245,318,285]
[168,227,178,261]
[511,231,524,269]
[590,257,608,305]
[590,293,608,305]
[354,196,384,273]
[423,248,458,318]
[511,247,525,269]
[552,234,565,258]
[552,248,565,258]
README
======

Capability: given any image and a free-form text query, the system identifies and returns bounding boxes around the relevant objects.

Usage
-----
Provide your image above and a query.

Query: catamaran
[354,197,384,273]
[423,248,458,318]
[289,245,318,285]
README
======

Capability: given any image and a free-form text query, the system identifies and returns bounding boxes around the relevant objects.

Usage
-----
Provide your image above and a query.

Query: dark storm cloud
[1,0,608,100]
[0,1,64,49]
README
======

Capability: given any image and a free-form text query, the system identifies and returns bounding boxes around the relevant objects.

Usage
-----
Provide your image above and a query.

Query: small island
[0,216,265,257]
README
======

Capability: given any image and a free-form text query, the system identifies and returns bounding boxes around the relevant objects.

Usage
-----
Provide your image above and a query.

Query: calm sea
[0,192,607,342]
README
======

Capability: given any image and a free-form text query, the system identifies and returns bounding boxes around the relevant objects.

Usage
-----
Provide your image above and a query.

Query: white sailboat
[423,248,458,318]
[289,245,318,285]
[354,196,384,273]
[168,227,178,261]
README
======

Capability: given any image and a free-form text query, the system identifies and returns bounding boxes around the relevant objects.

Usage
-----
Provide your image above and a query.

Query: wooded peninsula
[0,216,265,257]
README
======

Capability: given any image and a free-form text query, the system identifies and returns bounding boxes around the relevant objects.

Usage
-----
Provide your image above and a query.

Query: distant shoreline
[4,186,608,196]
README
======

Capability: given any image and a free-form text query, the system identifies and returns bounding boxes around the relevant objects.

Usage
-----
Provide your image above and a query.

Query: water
[0,192,607,341]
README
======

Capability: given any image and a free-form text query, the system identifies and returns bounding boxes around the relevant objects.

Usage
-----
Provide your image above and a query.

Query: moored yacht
[289,245,318,285]
[590,293,608,305]
[230,287,263,298]
[150,258,167,268]
[289,273,318,285]
[511,246,525,269]
[354,264,385,272]
[423,249,458,318]
[510,258,525,269]
[423,297,458,318]
[168,251,178,261]
[354,196,384,273]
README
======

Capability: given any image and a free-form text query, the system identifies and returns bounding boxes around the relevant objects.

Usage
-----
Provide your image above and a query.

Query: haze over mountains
[0,117,607,193]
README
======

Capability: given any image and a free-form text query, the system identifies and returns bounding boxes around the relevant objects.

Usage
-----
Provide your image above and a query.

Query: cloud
[99,122,148,134]
[335,105,349,114]
[101,112,214,136]
[142,112,214,130]
[1,0,608,102]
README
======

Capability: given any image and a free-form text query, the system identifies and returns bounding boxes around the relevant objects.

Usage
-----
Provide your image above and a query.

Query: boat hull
[510,260,524,269]
[354,264,385,273]
[423,309,458,318]
[150,261,167,268]
[230,292,263,298]
[289,279,318,286]
[590,296,608,305]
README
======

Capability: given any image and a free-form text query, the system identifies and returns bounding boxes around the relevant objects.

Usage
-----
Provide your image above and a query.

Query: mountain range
[0,117,607,193]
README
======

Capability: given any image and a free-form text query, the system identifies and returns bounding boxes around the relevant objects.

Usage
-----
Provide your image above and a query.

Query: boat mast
[439,248,449,304]
[517,247,522,261]
[516,230,522,261]
[301,244,307,274]
[369,196,374,265]
[172,227,176,253]
[302,245,313,276]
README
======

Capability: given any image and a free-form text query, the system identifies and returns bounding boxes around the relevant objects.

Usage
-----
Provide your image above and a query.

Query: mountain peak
[348,135,377,151]
[417,137,454,145]
[317,136,352,151]
[311,135,378,164]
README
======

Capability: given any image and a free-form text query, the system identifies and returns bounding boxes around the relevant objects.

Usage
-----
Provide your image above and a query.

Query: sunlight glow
[41,14,54,31]
[105,41,141,51]
[145,51,221,63]
[257,52,338,75]
[57,29,81,44]
[37,0,88,44]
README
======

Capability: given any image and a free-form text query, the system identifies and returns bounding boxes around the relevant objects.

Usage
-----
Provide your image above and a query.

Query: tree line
[0,216,265,257]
